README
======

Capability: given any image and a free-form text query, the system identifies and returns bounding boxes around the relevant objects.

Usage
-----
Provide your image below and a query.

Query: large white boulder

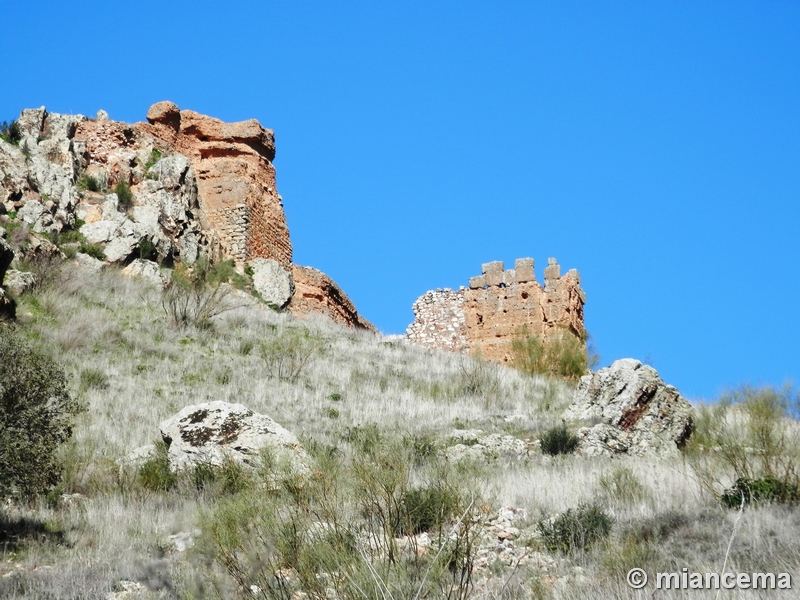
[250,258,294,309]
[159,401,310,475]
[563,358,694,457]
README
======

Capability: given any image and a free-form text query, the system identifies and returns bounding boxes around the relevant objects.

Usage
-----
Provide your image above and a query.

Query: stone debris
[121,259,168,286]
[444,429,531,461]
[406,258,586,365]
[2,269,37,295]
[563,358,694,457]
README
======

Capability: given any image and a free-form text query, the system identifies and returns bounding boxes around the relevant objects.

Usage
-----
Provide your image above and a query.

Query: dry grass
[1,262,798,599]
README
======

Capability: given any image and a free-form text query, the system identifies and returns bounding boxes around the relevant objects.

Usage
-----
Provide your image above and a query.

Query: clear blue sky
[1,1,798,401]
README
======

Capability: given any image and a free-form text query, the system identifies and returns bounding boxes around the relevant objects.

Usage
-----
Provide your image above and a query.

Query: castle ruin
[406,257,586,364]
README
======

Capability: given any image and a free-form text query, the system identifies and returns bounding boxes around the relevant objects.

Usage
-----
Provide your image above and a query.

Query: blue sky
[1,1,798,400]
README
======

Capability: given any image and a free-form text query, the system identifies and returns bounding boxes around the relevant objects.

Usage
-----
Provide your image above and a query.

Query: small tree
[0,329,84,499]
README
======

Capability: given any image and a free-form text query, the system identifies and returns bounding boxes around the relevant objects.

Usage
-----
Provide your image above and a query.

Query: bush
[114,180,133,209]
[79,368,109,391]
[160,259,234,330]
[0,329,84,498]
[687,385,800,504]
[511,327,597,381]
[77,174,100,192]
[599,466,649,503]
[538,503,613,554]
[79,241,105,260]
[137,440,177,492]
[720,477,800,508]
[0,120,21,145]
[540,424,579,456]
[401,485,461,535]
[260,328,327,382]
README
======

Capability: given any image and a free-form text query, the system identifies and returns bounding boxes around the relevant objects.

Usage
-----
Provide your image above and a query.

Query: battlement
[406,256,586,364]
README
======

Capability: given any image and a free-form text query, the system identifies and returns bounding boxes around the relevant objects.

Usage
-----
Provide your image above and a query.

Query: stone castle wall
[141,102,293,268]
[406,257,586,364]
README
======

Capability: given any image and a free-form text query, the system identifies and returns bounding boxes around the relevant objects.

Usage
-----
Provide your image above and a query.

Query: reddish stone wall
[407,257,586,364]
[140,102,292,269]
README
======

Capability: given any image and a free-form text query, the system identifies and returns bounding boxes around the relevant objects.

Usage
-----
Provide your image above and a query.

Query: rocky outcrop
[562,359,694,457]
[142,101,292,268]
[288,265,377,331]
[1,103,372,329]
[406,257,586,364]
[159,401,310,475]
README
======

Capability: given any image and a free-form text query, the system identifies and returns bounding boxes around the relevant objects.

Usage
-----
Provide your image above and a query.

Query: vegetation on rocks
[0,120,22,145]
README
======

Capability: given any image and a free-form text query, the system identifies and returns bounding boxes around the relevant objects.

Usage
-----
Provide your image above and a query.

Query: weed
[79,368,109,391]
[137,440,177,492]
[77,174,101,192]
[539,424,579,456]
[538,503,613,554]
[114,180,134,209]
[599,465,649,503]
[0,120,21,145]
[260,328,327,382]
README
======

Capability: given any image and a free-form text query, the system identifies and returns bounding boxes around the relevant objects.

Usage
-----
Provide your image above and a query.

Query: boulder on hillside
[159,401,310,475]
[250,258,294,309]
[562,358,694,457]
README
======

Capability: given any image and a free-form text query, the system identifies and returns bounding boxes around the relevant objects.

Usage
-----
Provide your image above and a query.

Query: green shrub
[79,241,105,260]
[192,459,251,495]
[114,180,133,208]
[512,327,597,381]
[0,329,84,499]
[144,148,162,170]
[401,485,461,535]
[540,424,579,456]
[77,174,100,192]
[138,440,177,492]
[138,237,156,260]
[538,503,613,554]
[720,477,800,508]
[0,120,21,145]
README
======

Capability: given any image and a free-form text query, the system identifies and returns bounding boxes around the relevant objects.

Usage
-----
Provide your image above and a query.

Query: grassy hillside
[1,261,798,599]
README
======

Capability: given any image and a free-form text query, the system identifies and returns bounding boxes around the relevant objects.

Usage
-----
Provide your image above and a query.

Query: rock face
[288,265,377,331]
[159,401,310,475]
[406,258,586,364]
[562,359,694,457]
[142,102,292,268]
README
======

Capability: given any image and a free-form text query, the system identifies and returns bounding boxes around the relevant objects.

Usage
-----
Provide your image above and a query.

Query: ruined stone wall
[140,102,292,269]
[406,257,586,364]
[405,288,468,352]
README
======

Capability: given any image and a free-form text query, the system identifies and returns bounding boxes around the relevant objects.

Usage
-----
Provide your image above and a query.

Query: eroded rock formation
[0,103,372,330]
[288,265,377,331]
[562,358,694,457]
[406,257,586,363]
